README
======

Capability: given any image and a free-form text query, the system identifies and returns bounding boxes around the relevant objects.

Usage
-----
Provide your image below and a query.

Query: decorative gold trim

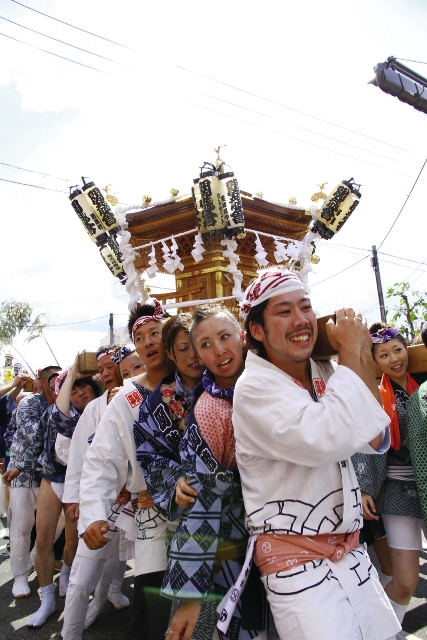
[177,266,258,278]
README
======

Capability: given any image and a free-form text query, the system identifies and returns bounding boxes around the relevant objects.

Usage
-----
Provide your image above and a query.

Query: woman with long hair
[362,325,420,631]
[159,305,268,640]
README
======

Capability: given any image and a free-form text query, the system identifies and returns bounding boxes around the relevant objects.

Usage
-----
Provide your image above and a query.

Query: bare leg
[27,479,61,628]
[385,547,420,609]
[34,479,63,587]
[372,537,393,577]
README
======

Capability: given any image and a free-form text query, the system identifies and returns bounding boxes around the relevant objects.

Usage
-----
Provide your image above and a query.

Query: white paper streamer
[220,239,243,299]
[254,233,268,267]
[117,212,146,310]
[273,238,291,264]
[160,239,184,274]
[169,237,185,272]
[191,233,205,263]
[146,244,159,278]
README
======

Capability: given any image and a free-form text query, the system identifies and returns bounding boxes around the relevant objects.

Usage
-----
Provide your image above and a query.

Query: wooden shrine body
[126,192,310,314]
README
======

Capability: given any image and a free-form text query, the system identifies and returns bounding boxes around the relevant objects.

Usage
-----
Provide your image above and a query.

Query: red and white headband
[241,269,306,318]
[97,349,115,362]
[131,298,165,339]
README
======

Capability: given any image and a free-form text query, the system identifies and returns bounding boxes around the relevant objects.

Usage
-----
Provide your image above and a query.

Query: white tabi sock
[59,563,71,597]
[84,598,102,630]
[389,598,408,624]
[378,569,393,588]
[12,575,30,598]
[107,591,130,609]
[27,583,56,627]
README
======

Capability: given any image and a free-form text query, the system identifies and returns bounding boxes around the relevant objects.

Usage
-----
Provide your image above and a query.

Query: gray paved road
[0,517,134,640]
[1,516,427,639]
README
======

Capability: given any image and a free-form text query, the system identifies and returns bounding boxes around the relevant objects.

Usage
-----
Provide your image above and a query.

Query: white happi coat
[232,352,399,640]
[63,390,108,505]
[79,380,171,576]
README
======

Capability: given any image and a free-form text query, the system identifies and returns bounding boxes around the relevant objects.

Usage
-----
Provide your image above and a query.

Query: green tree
[386,282,427,343]
[0,301,47,350]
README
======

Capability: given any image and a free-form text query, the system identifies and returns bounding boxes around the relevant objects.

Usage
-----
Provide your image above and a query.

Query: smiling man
[232,269,400,640]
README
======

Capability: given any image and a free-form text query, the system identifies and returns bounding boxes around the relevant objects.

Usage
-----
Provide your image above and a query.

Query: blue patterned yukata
[13,403,67,483]
[8,392,50,488]
[136,370,268,640]
[134,371,200,520]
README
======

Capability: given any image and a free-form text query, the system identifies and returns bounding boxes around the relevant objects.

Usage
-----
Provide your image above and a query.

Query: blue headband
[111,344,135,364]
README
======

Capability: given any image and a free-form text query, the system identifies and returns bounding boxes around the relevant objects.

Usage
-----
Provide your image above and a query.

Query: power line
[379,250,427,266]
[396,58,427,65]
[0,15,141,73]
[29,283,176,306]
[0,177,68,192]
[11,0,136,51]
[323,243,427,268]
[0,31,107,74]
[49,315,108,327]
[362,302,380,315]
[190,102,386,170]
[3,13,422,174]
[0,161,70,182]
[378,158,427,249]
[7,1,415,154]
[311,256,369,287]
[180,66,411,152]
[198,92,402,163]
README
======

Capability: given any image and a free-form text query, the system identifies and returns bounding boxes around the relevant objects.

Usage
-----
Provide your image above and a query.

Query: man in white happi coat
[61,346,129,640]
[80,300,173,640]
[232,269,401,640]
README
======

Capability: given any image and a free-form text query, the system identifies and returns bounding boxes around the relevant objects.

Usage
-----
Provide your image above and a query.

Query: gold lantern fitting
[312,178,361,240]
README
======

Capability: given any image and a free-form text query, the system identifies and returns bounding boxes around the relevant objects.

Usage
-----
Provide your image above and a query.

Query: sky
[1,0,427,374]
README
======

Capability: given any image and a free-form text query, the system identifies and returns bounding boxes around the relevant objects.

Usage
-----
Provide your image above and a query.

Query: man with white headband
[79,299,174,640]
[232,268,400,640]
[61,345,129,640]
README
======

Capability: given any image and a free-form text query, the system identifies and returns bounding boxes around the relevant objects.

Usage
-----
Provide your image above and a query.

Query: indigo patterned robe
[8,391,49,488]
[134,371,201,521]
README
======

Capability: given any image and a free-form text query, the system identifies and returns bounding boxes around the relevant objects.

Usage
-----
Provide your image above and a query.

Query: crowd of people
[1,267,427,640]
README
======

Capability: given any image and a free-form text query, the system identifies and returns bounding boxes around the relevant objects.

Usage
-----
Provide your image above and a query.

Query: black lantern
[312,178,361,240]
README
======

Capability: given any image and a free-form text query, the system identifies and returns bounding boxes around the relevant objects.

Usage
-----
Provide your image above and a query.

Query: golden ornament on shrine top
[213,145,227,171]
[102,184,119,206]
[142,194,152,205]
[170,188,179,197]
[255,192,264,198]
[311,182,328,203]
[288,197,297,204]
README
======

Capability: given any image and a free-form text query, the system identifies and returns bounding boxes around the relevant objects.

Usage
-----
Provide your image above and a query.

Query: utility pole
[109,313,114,345]
[371,245,387,323]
